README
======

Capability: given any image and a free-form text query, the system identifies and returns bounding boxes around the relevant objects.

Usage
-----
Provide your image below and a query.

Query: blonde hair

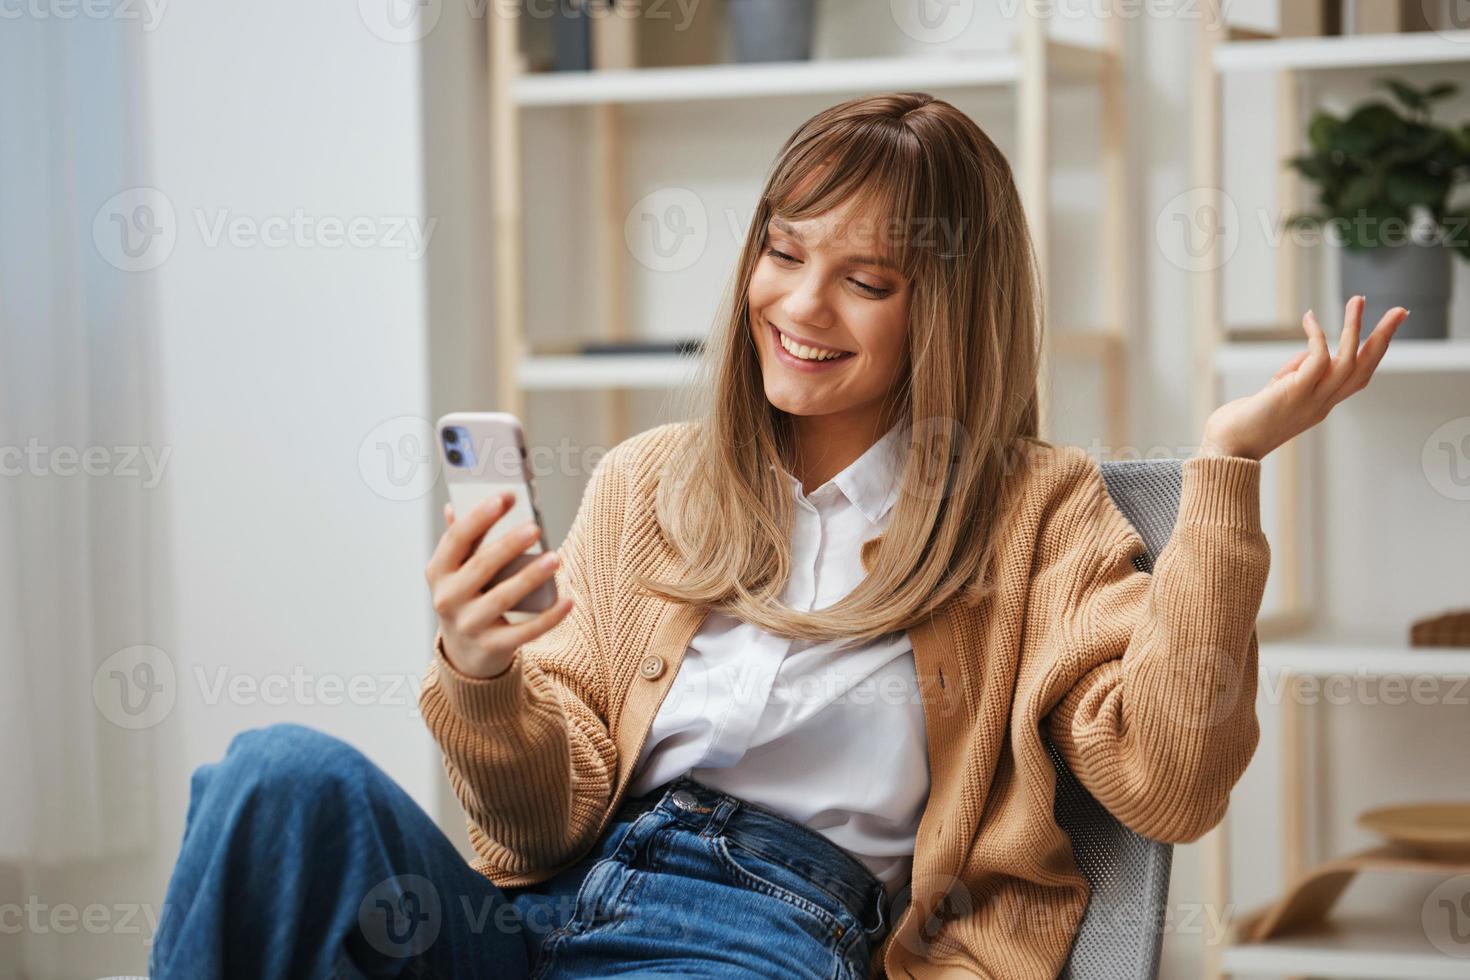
[636,92,1049,643]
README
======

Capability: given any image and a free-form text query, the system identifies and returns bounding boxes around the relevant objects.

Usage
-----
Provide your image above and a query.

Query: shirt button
[639,654,665,681]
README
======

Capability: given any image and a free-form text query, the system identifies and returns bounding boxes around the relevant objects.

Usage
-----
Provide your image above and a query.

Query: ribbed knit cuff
[1178,454,1262,531]
[432,632,526,724]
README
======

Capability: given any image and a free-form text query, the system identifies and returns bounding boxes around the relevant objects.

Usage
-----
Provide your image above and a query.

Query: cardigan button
[639,654,666,681]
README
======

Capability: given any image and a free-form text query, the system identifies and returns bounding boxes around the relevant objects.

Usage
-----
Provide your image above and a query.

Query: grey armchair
[1051,457,1186,980]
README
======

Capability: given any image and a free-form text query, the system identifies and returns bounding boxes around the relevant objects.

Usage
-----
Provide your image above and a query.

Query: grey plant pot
[727,0,816,63]
[1339,242,1451,342]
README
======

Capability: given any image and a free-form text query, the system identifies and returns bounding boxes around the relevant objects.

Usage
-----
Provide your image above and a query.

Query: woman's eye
[763,245,890,298]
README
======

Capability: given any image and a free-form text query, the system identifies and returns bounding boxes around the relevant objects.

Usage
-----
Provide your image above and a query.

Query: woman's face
[748,195,912,429]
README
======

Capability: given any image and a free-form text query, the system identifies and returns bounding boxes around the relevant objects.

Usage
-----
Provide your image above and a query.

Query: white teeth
[777,329,846,361]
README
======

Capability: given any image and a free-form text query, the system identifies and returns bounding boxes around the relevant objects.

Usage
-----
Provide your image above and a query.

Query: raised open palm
[1199,296,1409,461]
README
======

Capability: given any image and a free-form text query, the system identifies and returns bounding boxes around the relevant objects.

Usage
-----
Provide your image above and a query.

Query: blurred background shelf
[516,353,700,390]
[514,44,1111,106]
[1216,338,1470,374]
[1258,630,1470,677]
[1222,914,1469,979]
[1216,28,1470,73]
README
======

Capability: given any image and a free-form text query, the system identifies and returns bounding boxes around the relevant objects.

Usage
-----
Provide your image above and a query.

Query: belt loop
[702,797,737,837]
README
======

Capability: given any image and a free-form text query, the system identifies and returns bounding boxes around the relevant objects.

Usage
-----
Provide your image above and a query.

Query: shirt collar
[771,419,909,525]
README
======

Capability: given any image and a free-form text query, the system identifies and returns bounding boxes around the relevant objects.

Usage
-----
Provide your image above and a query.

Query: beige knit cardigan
[418,420,1270,979]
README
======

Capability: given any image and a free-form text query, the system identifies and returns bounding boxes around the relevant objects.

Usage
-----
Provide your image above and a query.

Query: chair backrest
[1051,457,1184,980]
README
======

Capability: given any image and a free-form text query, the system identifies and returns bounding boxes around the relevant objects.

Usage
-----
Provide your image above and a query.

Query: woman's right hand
[424,492,574,679]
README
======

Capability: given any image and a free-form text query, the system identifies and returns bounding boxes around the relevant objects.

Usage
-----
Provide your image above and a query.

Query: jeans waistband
[623,775,887,936]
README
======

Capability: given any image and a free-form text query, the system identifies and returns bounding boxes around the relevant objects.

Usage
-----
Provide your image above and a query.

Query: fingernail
[521,522,539,540]
[539,551,560,568]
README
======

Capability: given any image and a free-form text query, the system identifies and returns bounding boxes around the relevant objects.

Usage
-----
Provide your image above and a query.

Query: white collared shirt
[629,421,930,897]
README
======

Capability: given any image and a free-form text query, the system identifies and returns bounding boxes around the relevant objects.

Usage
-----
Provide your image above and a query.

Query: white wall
[17,3,441,976]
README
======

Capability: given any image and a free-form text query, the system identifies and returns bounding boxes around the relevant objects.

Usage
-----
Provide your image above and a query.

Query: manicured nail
[520,522,539,540]
[539,552,560,568]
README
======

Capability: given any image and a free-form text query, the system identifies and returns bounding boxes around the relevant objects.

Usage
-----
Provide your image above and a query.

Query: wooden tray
[1237,844,1470,943]
[1360,802,1470,861]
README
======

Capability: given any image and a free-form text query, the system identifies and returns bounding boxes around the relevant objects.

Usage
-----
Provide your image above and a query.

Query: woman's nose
[780,272,832,328]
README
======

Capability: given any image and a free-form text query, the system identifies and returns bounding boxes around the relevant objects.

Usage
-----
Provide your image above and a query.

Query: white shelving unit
[1217,338,1470,374]
[1223,914,1470,980]
[515,51,1094,106]
[517,353,700,391]
[1192,5,1470,978]
[1214,28,1470,72]
[488,6,1135,451]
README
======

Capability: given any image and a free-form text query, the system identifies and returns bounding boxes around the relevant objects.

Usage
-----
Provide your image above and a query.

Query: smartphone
[436,411,557,613]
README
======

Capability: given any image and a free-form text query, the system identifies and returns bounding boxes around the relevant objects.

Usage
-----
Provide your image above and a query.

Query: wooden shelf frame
[1191,6,1470,978]
[488,5,1136,453]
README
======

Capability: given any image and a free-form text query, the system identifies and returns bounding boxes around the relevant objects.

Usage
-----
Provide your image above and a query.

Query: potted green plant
[1286,77,1470,342]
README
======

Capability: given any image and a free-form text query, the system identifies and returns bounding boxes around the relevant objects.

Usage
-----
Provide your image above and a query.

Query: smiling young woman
[147,93,1405,980]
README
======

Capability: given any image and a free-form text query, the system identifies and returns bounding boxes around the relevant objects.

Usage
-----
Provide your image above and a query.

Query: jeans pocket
[707,835,849,938]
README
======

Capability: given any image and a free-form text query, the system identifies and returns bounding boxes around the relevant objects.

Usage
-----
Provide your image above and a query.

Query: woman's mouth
[768,322,855,372]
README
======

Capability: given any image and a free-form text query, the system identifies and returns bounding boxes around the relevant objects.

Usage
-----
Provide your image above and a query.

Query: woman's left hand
[1198,295,1409,461]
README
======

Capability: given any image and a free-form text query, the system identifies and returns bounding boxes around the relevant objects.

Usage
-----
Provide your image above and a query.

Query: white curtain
[0,13,161,863]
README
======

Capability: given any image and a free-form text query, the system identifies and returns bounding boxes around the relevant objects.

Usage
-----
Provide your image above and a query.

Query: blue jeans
[149,723,892,979]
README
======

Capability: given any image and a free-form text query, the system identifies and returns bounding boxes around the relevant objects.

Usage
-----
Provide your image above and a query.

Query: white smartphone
[436,411,557,613]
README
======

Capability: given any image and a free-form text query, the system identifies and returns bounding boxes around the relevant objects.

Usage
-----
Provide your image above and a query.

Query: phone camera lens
[447,449,463,465]
[443,428,459,444]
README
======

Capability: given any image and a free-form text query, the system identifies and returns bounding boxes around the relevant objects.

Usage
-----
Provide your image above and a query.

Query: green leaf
[1286,153,1332,181]
[1307,112,1342,153]
[1377,78,1426,114]
[1386,169,1449,208]
[1338,173,1381,212]
[1335,103,1406,157]
[1284,212,1324,230]
[1426,82,1459,102]
[1336,205,1408,251]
